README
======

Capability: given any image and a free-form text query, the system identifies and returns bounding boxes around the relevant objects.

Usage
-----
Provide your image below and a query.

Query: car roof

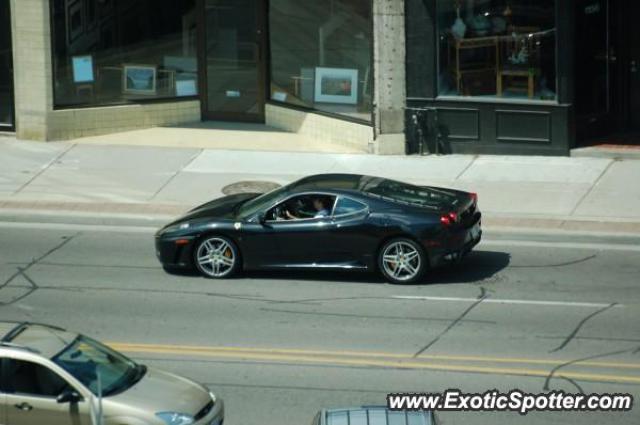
[291,174,389,193]
[322,407,434,425]
[0,321,78,359]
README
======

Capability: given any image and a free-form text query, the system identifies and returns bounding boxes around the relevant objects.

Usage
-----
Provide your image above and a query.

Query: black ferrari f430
[155,174,481,284]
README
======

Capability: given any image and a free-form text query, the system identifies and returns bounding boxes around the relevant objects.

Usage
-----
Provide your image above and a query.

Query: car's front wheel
[378,238,427,284]
[193,236,240,279]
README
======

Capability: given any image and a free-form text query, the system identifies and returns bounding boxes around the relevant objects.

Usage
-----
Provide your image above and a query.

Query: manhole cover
[222,180,282,195]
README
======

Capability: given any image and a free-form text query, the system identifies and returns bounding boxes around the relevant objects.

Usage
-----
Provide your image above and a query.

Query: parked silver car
[0,321,224,425]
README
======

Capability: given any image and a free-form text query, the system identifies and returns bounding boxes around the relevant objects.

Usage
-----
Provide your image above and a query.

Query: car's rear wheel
[193,236,240,279]
[378,238,426,284]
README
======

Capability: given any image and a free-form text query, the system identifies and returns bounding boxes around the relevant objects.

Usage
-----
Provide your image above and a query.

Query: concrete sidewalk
[1,135,639,233]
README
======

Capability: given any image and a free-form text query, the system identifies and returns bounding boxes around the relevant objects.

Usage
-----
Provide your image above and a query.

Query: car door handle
[14,402,33,411]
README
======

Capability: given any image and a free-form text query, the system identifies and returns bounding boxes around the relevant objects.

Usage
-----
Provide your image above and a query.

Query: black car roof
[291,174,386,192]
[289,174,457,212]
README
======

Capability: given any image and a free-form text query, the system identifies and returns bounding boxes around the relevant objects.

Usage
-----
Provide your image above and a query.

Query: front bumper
[155,235,197,269]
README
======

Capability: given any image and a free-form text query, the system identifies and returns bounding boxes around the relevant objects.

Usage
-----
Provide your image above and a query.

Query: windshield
[237,184,290,218]
[52,336,143,396]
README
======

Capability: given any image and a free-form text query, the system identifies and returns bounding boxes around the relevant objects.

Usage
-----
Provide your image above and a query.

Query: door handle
[14,402,33,411]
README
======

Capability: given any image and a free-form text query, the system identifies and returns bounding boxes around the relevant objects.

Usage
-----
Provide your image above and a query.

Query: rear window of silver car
[326,409,432,425]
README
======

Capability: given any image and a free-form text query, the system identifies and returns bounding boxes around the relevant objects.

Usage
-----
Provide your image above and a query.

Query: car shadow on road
[242,269,388,285]
[419,250,511,285]
[163,250,511,286]
[163,249,511,286]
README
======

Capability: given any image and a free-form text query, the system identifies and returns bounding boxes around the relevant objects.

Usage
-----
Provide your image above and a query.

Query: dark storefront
[49,0,373,125]
[0,1,14,130]
[199,0,372,123]
[50,0,200,108]
[405,0,640,156]
[575,0,640,144]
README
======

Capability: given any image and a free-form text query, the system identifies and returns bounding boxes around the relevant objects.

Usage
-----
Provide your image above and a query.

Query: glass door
[627,1,640,132]
[574,0,617,142]
[201,0,265,122]
[0,2,15,129]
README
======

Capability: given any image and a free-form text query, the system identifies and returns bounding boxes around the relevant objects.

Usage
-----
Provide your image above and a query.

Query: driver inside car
[285,197,330,220]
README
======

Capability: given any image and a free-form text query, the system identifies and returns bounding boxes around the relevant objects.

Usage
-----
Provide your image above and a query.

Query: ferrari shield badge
[234,222,242,230]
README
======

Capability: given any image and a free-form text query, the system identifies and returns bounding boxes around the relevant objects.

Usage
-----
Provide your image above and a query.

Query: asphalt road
[0,219,639,425]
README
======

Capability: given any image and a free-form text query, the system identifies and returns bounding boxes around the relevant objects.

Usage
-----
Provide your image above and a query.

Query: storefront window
[269,0,373,122]
[51,0,198,108]
[437,0,556,101]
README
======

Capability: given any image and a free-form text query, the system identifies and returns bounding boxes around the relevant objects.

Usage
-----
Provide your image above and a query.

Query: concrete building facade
[2,0,639,155]
[2,0,405,154]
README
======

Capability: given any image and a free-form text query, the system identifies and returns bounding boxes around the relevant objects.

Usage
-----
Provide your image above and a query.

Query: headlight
[156,412,194,425]
[162,222,190,234]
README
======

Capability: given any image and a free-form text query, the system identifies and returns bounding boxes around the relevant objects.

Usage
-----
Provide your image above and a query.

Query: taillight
[440,212,458,226]
[470,192,478,204]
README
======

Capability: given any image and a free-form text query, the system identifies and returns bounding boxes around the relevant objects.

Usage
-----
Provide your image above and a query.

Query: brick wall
[266,103,374,153]
[47,101,201,140]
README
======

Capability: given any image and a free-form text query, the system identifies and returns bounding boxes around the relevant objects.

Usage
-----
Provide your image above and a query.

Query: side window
[327,411,349,425]
[326,410,369,425]
[333,197,367,216]
[7,359,70,397]
[268,194,336,221]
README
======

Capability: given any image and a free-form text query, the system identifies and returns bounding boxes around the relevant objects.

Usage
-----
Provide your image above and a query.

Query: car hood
[177,192,260,222]
[106,367,211,417]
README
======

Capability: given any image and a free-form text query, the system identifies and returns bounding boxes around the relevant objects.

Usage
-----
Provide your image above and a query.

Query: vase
[451,7,467,40]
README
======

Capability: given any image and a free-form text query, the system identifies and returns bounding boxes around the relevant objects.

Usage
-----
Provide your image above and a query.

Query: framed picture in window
[314,67,358,105]
[67,0,84,45]
[123,65,157,94]
[72,55,95,83]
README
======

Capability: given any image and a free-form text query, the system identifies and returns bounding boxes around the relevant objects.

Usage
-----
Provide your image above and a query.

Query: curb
[0,200,188,216]
[2,200,640,236]
[481,217,640,235]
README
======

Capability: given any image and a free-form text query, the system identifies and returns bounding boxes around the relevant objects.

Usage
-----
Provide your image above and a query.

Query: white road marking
[480,239,640,252]
[391,295,621,309]
[1,222,639,252]
[0,221,157,233]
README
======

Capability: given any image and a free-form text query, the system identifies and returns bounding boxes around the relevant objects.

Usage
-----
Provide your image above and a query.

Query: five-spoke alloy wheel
[378,238,426,284]
[194,236,240,278]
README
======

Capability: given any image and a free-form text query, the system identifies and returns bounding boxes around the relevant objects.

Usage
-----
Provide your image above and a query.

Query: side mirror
[57,390,82,404]
[257,212,267,225]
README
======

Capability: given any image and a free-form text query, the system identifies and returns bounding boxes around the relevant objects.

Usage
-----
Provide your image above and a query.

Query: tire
[193,235,240,279]
[378,237,427,284]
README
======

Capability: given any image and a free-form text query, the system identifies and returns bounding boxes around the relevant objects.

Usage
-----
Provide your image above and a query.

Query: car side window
[6,359,70,397]
[333,197,367,216]
[267,194,336,221]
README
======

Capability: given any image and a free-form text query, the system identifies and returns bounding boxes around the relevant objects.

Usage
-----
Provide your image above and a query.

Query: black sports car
[155,174,482,284]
